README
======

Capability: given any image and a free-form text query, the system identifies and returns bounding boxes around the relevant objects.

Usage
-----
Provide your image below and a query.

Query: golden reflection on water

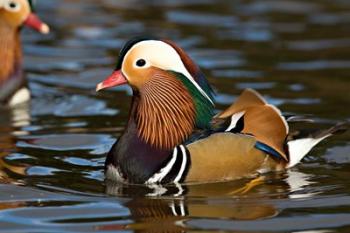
[99,169,317,232]
[101,176,290,232]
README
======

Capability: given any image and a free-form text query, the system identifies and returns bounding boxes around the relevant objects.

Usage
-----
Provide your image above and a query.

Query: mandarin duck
[0,0,49,106]
[96,38,347,185]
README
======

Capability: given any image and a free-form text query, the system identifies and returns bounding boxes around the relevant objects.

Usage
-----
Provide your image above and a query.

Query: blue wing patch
[255,141,285,160]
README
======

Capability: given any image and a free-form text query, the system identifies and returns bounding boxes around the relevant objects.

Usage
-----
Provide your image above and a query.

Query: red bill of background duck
[0,0,49,106]
[96,38,347,185]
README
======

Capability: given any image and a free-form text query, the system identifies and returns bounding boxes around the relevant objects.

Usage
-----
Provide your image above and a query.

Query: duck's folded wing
[213,88,289,161]
[184,133,276,183]
[216,88,266,118]
[242,105,289,161]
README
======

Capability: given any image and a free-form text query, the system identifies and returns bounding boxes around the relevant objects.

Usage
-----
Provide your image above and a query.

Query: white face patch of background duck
[4,0,22,12]
[225,111,245,132]
[8,87,30,107]
[122,40,214,105]
[0,0,10,9]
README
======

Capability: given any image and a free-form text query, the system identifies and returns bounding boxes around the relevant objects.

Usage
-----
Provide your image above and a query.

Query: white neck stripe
[174,145,188,182]
[145,147,178,184]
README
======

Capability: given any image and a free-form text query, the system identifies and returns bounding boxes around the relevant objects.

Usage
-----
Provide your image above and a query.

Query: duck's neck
[135,76,197,150]
[106,95,174,183]
[0,24,24,103]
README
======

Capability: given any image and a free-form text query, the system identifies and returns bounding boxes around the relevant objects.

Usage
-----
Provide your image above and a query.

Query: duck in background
[96,37,347,185]
[0,0,49,106]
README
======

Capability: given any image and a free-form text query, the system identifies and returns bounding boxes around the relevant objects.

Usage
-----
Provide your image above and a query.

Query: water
[1,0,350,232]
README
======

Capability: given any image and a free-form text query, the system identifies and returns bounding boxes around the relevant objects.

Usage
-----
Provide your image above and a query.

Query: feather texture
[185,133,273,183]
[164,40,215,100]
[242,105,289,161]
[215,89,289,161]
[0,26,21,85]
[103,38,348,184]
[217,88,266,118]
[0,22,24,104]
[137,70,196,149]
[171,71,214,129]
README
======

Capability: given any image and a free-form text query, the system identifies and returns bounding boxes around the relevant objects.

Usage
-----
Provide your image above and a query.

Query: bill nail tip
[96,83,103,92]
[41,24,50,34]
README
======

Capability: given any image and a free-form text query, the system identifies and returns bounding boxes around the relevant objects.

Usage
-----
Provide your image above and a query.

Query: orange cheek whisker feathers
[136,74,196,150]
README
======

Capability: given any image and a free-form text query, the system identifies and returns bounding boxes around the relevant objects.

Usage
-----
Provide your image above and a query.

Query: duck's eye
[136,59,146,67]
[5,0,21,12]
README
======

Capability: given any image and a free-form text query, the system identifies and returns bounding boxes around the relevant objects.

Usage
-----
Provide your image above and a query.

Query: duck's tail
[287,122,348,168]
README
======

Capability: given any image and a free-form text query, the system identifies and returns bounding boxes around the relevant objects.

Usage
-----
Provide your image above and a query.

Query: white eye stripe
[4,0,22,12]
[123,40,214,105]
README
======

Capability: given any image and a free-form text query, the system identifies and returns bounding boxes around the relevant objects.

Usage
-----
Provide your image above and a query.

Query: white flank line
[174,145,187,182]
[9,88,30,106]
[146,147,178,184]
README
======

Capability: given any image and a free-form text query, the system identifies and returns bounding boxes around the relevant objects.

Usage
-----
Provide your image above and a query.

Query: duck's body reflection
[102,170,313,232]
[0,105,29,184]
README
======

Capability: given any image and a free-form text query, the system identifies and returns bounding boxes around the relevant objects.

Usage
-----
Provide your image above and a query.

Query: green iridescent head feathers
[171,71,215,129]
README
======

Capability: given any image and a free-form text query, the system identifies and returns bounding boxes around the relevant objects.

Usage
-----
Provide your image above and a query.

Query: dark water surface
[1,0,350,232]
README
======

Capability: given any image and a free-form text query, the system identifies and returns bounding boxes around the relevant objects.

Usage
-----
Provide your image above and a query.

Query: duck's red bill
[96,70,128,92]
[24,13,50,34]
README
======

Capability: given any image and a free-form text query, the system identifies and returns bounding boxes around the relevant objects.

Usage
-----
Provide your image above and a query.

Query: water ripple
[278,60,350,71]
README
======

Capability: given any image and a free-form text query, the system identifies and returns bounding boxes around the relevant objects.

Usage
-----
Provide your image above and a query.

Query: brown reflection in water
[0,110,27,212]
[0,201,26,212]
[0,107,28,184]
[100,177,287,232]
